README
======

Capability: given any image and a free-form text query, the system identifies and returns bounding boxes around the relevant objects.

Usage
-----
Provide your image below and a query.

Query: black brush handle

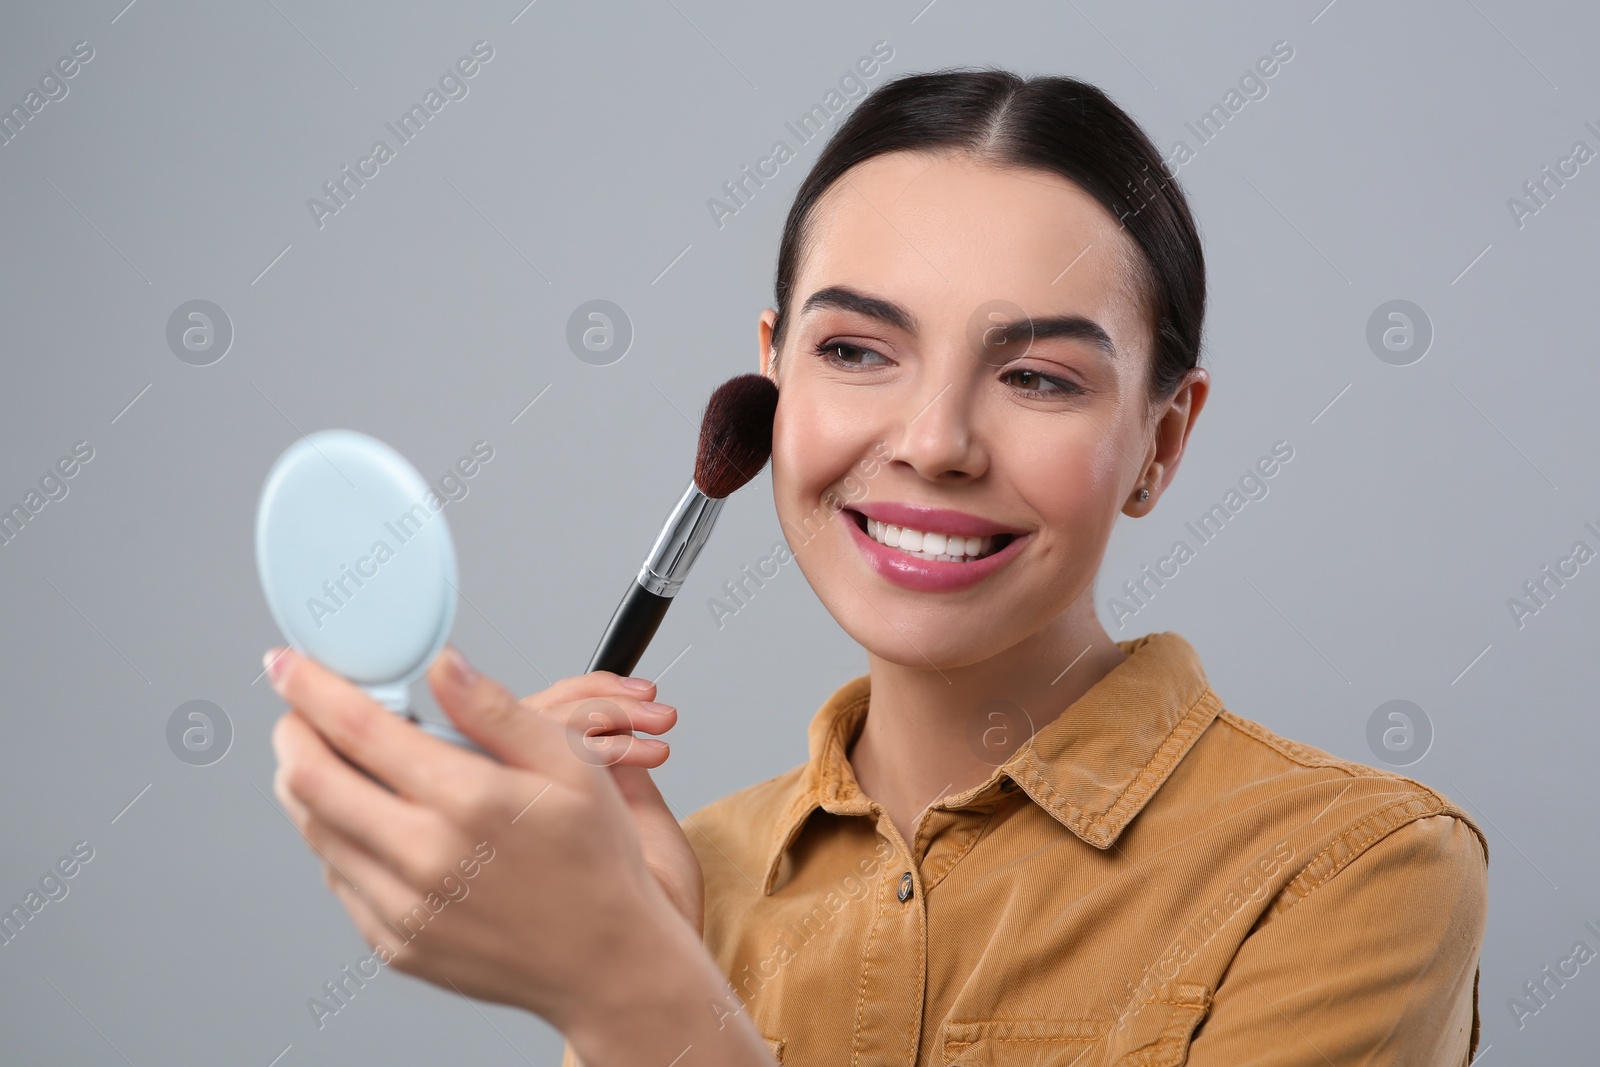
[586,580,673,677]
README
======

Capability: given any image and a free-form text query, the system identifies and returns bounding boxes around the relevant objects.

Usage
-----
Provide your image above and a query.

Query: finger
[326,867,411,964]
[430,647,613,781]
[312,828,462,962]
[267,646,504,808]
[523,670,660,709]
[271,714,314,825]
[537,696,678,739]
[546,695,675,769]
[275,709,467,890]
[314,817,492,955]
[582,732,670,769]
[516,671,674,767]
[615,735,669,768]
[539,702,675,769]
[302,808,416,923]
[294,798,460,957]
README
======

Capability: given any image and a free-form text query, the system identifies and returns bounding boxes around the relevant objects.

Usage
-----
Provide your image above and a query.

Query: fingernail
[445,647,477,687]
[263,647,293,688]
[618,676,654,690]
[643,701,674,714]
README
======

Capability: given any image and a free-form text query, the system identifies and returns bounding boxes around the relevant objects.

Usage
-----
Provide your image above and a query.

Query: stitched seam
[1220,711,1412,781]
[823,690,872,803]
[1287,797,1437,898]
[1303,797,1437,886]
[923,810,995,893]
[963,1036,1098,1044]
[849,855,888,1067]
[766,690,870,891]
[1097,688,1224,835]
[1216,711,1490,871]
[1215,710,1371,770]
[943,1021,1103,1045]
[1021,683,1219,846]
[755,765,815,893]
[1269,795,1448,916]
[911,868,929,1067]
[762,789,813,894]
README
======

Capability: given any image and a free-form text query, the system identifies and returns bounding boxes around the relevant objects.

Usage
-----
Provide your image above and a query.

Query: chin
[833,596,1024,671]
[862,635,1003,672]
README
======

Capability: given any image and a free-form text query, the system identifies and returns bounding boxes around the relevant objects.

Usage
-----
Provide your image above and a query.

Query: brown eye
[1001,367,1082,396]
[813,341,888,368]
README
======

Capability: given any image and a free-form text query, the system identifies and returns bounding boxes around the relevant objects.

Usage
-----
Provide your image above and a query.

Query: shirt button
[897,871,914,902]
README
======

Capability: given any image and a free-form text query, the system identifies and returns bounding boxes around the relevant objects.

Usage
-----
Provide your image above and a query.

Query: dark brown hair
[770,68,1206,406]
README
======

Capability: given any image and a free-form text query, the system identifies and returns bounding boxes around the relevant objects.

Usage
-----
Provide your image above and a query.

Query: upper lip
[849,502,1026,539]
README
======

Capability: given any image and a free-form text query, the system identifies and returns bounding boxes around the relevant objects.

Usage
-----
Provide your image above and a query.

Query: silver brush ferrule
[637,480,726,597]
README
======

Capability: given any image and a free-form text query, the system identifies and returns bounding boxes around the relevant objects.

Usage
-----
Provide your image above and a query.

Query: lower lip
[844,513,1030,593]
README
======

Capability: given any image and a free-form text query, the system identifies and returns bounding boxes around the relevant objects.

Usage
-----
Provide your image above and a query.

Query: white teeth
[863,518,998,561]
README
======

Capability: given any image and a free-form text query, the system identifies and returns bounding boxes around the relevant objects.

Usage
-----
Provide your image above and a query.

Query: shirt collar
[760,631,1222,895]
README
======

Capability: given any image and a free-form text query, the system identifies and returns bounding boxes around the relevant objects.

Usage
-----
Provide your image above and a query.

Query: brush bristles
[694,374,779,500]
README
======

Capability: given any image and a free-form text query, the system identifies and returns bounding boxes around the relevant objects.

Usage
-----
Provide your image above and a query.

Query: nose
[888,372,988,483]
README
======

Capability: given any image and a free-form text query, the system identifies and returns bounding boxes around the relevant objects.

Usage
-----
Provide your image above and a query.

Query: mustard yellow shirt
[567,631,1488,1065]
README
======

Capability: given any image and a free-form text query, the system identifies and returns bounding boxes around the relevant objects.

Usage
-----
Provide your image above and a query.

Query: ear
[758,308,779,380]
[1126,367,1210,516]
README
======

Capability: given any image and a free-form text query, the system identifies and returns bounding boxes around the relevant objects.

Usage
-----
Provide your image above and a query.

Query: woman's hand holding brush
[516,674,707,933]
[267,646,775,1066]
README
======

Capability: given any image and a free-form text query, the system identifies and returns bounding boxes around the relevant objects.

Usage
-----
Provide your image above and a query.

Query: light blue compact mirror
[256,429,486,755]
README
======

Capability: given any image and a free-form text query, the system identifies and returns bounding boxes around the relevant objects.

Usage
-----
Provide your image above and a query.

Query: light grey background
[1,0,1595,1062]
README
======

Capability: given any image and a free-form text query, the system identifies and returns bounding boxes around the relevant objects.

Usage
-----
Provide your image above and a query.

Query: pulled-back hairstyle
[770,69,1206,406]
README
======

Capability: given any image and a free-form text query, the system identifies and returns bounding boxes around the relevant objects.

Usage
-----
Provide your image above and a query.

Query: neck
[846,598,1128,846]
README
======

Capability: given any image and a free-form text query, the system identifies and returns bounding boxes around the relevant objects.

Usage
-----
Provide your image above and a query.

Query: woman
[268,69,1488,1065]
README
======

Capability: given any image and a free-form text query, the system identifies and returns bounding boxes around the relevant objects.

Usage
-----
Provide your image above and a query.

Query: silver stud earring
[1137,488,1150,502]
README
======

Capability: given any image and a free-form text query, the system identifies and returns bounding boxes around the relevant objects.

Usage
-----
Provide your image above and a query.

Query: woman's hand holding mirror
[265,645,746,1061]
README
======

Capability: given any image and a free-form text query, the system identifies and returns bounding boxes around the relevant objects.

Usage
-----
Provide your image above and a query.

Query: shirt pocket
[941,981,1211,1067]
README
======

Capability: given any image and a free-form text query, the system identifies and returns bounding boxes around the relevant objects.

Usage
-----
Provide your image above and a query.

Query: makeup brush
[586,373,779,677]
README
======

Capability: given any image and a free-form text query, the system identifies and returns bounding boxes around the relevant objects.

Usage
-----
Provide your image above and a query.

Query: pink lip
[843,510,1031,593]
[851,502,1025,538]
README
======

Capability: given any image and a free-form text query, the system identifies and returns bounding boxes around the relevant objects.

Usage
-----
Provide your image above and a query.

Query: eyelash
[811,341,1085,398]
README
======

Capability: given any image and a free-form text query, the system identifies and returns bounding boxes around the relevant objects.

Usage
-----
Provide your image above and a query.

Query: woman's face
[761,149,1178,670]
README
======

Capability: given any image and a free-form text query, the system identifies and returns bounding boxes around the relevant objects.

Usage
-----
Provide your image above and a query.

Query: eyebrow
[798,284,1117,361]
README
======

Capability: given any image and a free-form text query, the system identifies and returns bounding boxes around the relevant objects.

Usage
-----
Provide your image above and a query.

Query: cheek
[1007,422,1126,535]
[769,402,808,522]
[771,382,870,505]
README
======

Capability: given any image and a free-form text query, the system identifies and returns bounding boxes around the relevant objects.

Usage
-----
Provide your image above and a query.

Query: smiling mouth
[847,510,1015,563]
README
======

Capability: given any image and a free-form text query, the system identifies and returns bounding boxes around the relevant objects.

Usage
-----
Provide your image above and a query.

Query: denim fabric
[567,630,1487,1065]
